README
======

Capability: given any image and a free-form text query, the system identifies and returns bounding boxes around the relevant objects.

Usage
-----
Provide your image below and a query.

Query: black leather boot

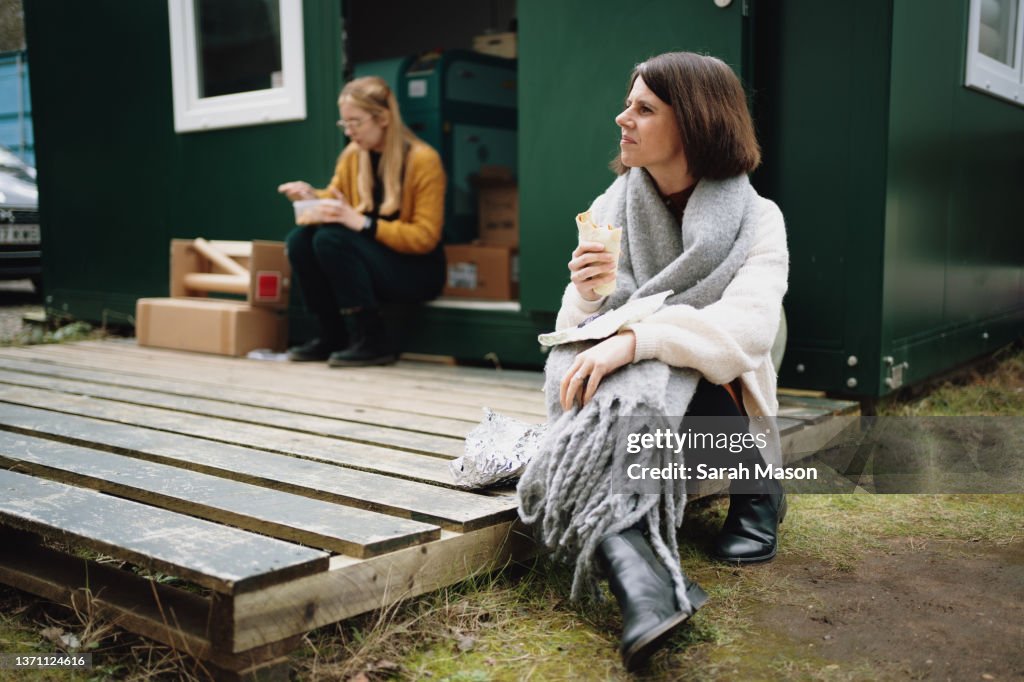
[287,312,348,362]
[597,529,708,671]
[287,337,341,362]
[711,477,787,564]
[327,309,397,367]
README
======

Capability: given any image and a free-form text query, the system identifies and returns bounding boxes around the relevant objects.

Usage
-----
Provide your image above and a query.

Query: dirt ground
[745,538,1024,681]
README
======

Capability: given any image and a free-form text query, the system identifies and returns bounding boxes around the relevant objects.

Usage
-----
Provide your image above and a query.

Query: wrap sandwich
[575,210,623,297]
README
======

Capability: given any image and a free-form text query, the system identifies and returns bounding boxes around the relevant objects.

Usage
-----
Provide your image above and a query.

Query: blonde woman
[278,76,446,366]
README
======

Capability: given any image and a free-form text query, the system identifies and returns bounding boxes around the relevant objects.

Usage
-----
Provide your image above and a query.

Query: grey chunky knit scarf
[517,168,759,609]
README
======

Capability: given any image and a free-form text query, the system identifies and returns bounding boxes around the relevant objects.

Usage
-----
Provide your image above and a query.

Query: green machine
[394,50,517,244]
[353,51,517,244]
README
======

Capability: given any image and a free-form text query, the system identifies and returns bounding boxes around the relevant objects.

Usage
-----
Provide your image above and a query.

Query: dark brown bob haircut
[612,51,761,179]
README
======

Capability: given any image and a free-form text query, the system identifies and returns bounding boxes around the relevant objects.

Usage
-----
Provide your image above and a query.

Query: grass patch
[1,320,102,348]
[879,343,1024,416]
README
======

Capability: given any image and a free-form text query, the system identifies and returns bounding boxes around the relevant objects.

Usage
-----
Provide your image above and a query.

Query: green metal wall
[762,0,1024,398]
[26,1,1021,386]
[517,0,747,313]
[756,0,893,397]
[24,0,343,323]
[880,0,1024,391]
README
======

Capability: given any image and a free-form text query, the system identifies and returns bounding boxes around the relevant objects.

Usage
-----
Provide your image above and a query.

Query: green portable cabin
[23,0,1024,400]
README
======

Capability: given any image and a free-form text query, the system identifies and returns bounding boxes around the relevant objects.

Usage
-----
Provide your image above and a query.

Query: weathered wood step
[0,402,516,531]
[0,384,455,485]
[77,338,547,393]
[0,469,329,594]
[0,352,476,439]
[0,431,441,557]
[3,345,546,420]
[0,365,463,458]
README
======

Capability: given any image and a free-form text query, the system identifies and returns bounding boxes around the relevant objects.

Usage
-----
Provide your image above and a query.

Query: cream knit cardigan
[554,196,789,467]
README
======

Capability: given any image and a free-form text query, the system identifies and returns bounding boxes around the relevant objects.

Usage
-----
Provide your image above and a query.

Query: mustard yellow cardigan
[315,140,446,255]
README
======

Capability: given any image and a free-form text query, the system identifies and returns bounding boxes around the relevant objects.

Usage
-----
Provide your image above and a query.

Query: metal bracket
[882,356,909,389]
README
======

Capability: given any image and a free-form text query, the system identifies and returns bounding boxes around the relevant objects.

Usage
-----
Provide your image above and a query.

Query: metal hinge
[742,0,750,17]
[882,356,909,389]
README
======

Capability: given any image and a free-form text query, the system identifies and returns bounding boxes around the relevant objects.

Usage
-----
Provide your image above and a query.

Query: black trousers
[682,379,767,477]
[285,225,445,315]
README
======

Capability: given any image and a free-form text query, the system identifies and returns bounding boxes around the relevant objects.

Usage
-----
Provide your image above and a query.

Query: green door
[517,0,751,313]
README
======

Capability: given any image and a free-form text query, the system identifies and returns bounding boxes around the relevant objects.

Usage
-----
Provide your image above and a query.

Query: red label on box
[255,271,281,301]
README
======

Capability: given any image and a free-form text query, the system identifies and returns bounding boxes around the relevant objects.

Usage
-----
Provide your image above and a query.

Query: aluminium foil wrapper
[449,408,547,489]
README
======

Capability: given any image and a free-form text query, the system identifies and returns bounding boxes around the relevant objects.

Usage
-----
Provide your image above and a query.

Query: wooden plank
[0,431,441,557]
[0,531,303,666]
[0,365,463,458]
[363,361,546,391]
[776,402,832,425]
[77,338,547,392]
[780,414,861,463]
[0,345,546,423]
[776,416,804,436]
[0,470,328,594]
[777,394,860,415]
[777,387,827,398]
[0,530,217,655]
[15,343,548,416]
[229,520,542,653]
[0,384,456,486]
[0,353,477,439]
[0,402,516,531]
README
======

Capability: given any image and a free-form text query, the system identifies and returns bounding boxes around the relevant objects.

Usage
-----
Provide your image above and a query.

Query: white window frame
[167,0,306,133]
[965,0,1024,106]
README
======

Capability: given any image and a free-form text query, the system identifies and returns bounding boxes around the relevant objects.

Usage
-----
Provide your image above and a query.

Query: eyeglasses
[336,117,370,131]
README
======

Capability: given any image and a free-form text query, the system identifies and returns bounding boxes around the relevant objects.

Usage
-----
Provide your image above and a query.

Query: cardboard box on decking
[473,32,517,59]
[135,297,287,357]
[170,239,290,308]
[443,244,519,300]
[475,166,518,247]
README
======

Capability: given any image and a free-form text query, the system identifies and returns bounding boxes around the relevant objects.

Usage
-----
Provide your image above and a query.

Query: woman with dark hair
[518,52,788,670]
[278,76,446,366]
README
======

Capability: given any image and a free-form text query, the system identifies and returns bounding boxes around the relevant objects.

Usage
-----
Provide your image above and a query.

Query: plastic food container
[293,199,343,226]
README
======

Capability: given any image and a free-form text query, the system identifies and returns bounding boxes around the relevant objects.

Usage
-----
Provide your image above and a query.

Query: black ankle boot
[327,309,396,367]
[287,312,348,362]
[597,529,708,671]
[711,478,787,564]
[287,337,345,362]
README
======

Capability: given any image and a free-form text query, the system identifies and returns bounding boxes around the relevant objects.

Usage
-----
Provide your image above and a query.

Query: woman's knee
[285,227,314,265]
[311,226,366,265]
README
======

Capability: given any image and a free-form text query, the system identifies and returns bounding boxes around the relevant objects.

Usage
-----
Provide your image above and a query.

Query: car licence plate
[0,224,39,245]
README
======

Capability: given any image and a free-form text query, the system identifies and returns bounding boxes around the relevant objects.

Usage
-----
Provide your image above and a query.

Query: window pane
[978,0,1018,66]
[195,0,283,98]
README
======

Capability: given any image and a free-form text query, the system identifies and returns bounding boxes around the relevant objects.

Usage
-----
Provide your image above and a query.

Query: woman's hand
[560,331,636,410]
[318,188,367,231]
[569,241,617,301]
[277,181,316,201]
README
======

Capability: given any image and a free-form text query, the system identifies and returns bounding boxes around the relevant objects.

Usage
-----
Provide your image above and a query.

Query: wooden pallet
[0,339,858,679]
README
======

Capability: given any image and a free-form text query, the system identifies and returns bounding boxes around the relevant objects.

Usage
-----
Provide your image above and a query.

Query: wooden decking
[0,339,858,679]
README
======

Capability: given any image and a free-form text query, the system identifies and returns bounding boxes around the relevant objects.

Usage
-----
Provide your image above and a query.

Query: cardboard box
[443,244,519,300]
[136,297,287,357]
[170,239,290,309]
[473,32,517,59]
[476,166,519,247]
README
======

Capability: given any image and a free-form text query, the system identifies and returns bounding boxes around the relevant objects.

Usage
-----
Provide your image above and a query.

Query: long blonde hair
[338,77,420,215]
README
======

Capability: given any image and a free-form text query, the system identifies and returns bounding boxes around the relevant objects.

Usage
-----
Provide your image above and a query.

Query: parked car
[0,145,40,291]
